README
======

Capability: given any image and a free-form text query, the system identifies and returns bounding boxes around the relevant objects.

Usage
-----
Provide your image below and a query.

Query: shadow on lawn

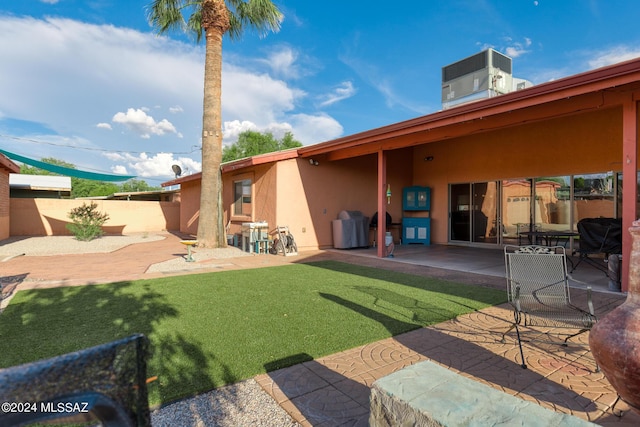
[303,260,506,306]
[0,281,221,409]
[352,285,480,325]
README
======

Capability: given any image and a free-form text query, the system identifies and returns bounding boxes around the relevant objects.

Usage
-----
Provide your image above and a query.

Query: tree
[222,130,302,162]
[20,158,76,175]
[19,158,159,198]
[148,0,282,248]
[120,179,161,193]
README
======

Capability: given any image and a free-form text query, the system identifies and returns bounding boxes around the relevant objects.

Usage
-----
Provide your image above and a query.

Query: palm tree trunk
[197,25,226,248]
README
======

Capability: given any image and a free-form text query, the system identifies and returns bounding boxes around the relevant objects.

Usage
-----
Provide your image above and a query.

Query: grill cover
[577,217,622,254]
[332,210,369,249]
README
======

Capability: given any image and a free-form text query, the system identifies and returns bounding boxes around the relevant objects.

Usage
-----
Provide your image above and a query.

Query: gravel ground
[147,245,253,274]
[151,379,300,427]
[0,233,165,258]
[0,233,300,427]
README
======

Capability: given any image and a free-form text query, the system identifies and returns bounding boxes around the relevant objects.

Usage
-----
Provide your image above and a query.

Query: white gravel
[151,379,299,427]
[147,245,252,274]
[0,233,165,258]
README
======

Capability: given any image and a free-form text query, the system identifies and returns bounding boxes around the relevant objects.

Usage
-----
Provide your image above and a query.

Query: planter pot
[589,219,640,413]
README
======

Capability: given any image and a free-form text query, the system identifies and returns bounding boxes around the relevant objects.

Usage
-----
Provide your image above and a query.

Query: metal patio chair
[503,245,597,369]
[0,334,150,427]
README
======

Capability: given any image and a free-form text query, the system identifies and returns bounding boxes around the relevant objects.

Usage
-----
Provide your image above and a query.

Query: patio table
[518,231,578,247]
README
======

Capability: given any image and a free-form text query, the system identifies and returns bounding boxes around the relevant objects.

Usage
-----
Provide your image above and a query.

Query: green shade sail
[0,148,136,182]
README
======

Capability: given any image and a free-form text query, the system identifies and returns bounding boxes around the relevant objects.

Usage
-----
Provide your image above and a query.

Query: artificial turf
[0,260,506,406]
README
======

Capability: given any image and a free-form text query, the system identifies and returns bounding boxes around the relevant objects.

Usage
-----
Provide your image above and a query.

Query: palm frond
[147,0,205,41]
[226,0,282,40]
[186,8,205,43]
[147,0,281,42]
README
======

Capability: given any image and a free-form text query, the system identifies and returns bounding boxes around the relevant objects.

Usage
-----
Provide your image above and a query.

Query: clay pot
[589,219,640,413]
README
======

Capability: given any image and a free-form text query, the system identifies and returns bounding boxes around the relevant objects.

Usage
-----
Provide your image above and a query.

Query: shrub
[66,202,110,241]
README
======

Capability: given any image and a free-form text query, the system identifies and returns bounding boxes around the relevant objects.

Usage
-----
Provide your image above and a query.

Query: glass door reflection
[501,179,533,245]
[472,182,498,243]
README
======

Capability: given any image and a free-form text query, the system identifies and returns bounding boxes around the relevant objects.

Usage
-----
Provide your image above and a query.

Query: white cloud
[112,108,182,139]
[222,63,305,125]
[223,120,259,144]
[111,164,128,175]
[287,113,343,145]
[504,37,532,58]
[317,81,356,107]
[104,151,202,178]
[0,17,203,137]
[0,15,345,176]
[40,0,59,4]
[222,116,341,146]
[263,46,300,79]
[102,152,126,162]
[587,46,640,69]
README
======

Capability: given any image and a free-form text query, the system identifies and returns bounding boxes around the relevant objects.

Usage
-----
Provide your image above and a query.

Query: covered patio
[330,243,614,293]
[166,57,640,298]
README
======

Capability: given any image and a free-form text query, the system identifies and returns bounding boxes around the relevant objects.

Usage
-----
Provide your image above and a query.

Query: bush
[66,202,110,241]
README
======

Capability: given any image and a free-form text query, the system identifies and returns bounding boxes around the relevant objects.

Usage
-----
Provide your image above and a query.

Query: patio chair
[503,245,597,369]
[0,334,150,427]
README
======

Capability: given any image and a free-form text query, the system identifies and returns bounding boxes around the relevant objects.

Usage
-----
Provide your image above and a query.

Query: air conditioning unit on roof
[441,48,514,109]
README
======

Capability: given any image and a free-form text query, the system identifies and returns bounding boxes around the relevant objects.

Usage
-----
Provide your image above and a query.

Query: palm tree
[147,0,282,247]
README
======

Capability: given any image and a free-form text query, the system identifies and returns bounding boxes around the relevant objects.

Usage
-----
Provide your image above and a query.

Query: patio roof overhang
[161,148,299,187]
[298,56,640,161]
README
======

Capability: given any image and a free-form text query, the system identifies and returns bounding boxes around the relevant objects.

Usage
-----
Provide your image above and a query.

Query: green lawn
[0,260,505,406]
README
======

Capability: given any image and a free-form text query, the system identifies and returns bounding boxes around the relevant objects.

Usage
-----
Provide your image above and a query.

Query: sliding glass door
[450,182,499,244]
[450,173,619,247]
[501,179,533,244]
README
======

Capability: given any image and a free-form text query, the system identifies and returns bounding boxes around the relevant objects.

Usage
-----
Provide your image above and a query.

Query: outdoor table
[180,240,198,262]
[518,231,578,247]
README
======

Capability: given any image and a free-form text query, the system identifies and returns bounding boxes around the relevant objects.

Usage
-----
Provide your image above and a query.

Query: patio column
[377,150,387,258]
[621,95,639,292]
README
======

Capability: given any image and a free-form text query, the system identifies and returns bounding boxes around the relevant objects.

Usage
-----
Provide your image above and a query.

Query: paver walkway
[1,232,638,426]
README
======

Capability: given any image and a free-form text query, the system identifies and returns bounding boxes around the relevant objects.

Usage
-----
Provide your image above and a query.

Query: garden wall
[9,198,180,236]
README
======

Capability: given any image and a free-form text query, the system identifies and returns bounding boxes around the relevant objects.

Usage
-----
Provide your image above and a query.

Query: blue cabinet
[403,186,430,211]
[403,218,431,245]
[402,186,431,245]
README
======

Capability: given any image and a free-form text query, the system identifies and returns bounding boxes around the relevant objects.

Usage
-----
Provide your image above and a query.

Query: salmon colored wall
[411,108,623,243]
[290,150,412,249]
[223,163,277,238]
[178,179,201,235]
[10,198,179,236]
[218,154,411,251]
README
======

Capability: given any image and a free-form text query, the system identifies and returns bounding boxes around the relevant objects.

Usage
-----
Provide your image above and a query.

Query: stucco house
[0,154,20,240]
[163,56,640,291]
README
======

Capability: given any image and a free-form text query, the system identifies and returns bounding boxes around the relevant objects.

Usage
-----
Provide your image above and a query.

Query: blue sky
[1,1,639,183]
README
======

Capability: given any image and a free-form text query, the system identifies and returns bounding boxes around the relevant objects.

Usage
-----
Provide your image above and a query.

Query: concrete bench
[370,360,597,427]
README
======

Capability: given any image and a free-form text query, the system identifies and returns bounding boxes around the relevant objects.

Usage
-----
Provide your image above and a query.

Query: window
[233,178,252,217]
[573,173,616,226]
[534,176,570,232]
